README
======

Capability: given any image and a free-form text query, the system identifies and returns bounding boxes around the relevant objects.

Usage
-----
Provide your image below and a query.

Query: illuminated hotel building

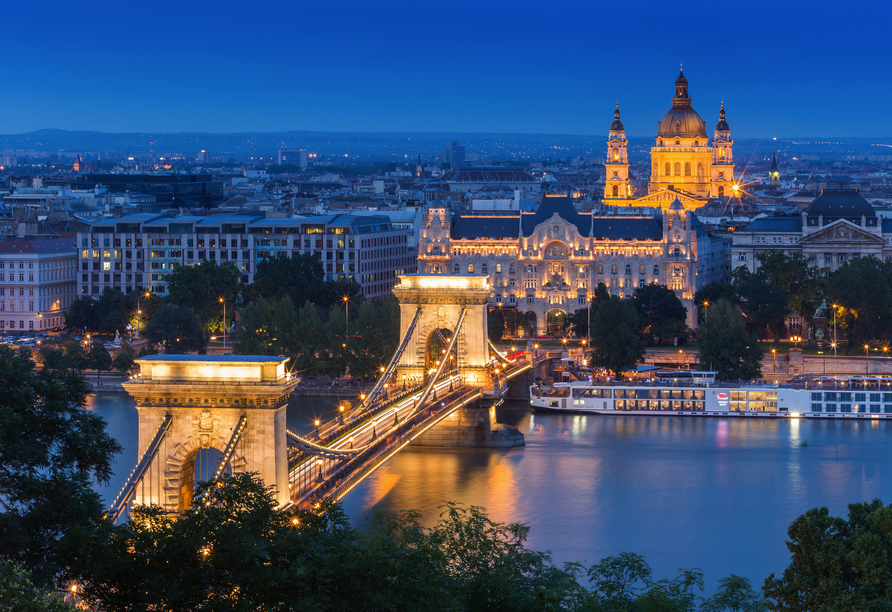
[604,69,735,211]
[418,196,725,332]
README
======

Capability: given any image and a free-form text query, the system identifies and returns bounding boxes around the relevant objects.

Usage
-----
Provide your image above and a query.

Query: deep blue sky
[2,0,889,138]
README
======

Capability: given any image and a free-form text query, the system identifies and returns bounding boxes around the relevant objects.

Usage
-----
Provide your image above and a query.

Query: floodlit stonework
[122,355,298,512]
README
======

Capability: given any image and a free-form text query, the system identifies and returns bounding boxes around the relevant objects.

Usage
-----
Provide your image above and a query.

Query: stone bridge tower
[121,355,298,512]
[391,274,492,388]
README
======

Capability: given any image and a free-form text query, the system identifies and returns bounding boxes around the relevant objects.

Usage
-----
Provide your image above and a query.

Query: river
[88,391,892,591]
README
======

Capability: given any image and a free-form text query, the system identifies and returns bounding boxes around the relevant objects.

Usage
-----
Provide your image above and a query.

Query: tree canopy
[632,283,688,345]
[164,260,241,332]
[696,299,764,381]
[588,286,645,378]
[144,304,207,354]
[0,345,121,584]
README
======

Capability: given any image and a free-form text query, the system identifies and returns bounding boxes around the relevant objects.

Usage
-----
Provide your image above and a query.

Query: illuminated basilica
[416,71,730,334]
[604,69,735,211]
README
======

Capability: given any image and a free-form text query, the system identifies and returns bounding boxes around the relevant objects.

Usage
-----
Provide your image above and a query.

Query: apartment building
[77,212,416,300]
[0,237,77,332]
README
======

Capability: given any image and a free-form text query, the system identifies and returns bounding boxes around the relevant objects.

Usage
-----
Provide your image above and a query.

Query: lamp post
[136,291,150,341]
[865,344,870,375]
[832,304,838,356]
[219,297,226,351]
[819,350,825,374]
[772,348,776,374]
[343,296,349,341]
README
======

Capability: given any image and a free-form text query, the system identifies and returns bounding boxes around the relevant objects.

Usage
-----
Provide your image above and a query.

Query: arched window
[611,279,618,287]
[653,264,660,275]
[496,263,501,273]
[718,186,725,197]
[598,263,604,274]
[625,264,632,275]
[639,264,645,274]
[611,264,617,274]
[612,147,618,161]
[675,140,680,145]
[612,185,618,197]
[684,162,691,176]
[694,141,699,147]
[453,264,460,273]
[697,162,704,177]
[674,162,681,176]
[467,264,473,273]
[625,279,632,288]
[665,162,671,175]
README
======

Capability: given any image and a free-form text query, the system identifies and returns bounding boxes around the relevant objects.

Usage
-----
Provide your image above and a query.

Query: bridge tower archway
[392,274,492,388]
[120,356,298,515]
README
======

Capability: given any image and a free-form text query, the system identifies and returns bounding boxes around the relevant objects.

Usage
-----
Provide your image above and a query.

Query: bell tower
[603,103,630,201]
[711,101,734,198]
[769,152,780,188]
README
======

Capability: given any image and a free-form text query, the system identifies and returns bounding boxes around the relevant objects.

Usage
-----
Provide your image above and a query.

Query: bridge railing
[295,385,481,507]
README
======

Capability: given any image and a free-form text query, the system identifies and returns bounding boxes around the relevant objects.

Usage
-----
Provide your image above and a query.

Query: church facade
[604,70,736,211]
[417,196,725,334]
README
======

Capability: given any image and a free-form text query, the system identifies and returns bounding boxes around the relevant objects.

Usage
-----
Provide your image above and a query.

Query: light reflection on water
[88,392,892,589]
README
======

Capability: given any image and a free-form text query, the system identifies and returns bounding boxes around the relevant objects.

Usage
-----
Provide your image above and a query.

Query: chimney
[114,205,123,219]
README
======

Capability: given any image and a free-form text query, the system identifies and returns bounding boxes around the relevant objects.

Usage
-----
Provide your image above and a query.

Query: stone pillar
[411,400,524,448]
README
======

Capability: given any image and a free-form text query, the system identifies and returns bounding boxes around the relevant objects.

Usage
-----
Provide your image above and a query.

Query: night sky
[2,0,889,138]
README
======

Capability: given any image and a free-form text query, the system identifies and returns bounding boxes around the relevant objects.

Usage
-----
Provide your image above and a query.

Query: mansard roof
[451,215,519,239]
[522,197,590,237]
[591,217,662,241]
[741,216,803,233]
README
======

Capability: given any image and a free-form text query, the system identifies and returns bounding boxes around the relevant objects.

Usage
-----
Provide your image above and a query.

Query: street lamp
[343,296,349,341]
[865,344,870,375]
[136,291,150,341]
[219,297,226,351]
[819,350,825,374]
[832,304,838,356]
[772,348,776,373]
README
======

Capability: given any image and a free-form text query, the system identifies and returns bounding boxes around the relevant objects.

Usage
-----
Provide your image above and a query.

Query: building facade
[77,212,416,300]
[0,237,77,332]
[732,189,891,274]
[603,70,735,211]
[418,196,724,333]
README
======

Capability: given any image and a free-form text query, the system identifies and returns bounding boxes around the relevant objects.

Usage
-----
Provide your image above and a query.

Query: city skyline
[2,0,890,138]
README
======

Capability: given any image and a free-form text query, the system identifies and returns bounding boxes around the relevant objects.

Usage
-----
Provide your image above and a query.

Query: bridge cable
[106,414,173,524]
[357,307,422,412]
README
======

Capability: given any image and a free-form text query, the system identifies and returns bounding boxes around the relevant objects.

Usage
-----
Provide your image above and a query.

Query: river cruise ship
[530,373,892,419]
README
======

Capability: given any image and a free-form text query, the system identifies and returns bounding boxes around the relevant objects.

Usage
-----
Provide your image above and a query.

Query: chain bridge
[108,274,541,522]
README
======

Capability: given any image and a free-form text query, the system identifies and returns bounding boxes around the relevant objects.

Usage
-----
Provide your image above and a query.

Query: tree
[697,299,764,381]
[734,268,791,343]
[249,254,327,306]
[112,347,135,375]
[144,304,207,354]
[632,283,688,345]
[763,499,892,612]
[0,346,121,584]
[755,251,824,320]
[589,295,645,379]
[95,288,129,335]
[694,282,737,326]
[826,256,892,355]
[164,260,240,332]
[64,297,96,331]
[702,574,766,612]
[0,561,78,611]
[87,344,112,383]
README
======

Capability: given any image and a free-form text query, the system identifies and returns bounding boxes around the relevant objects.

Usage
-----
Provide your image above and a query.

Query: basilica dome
[657,69,708,139]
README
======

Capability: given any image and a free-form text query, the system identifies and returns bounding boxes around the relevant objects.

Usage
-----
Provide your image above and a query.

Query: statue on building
[813,299,828,319]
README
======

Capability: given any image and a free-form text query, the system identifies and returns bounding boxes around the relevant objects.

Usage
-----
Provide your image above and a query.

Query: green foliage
[733,268,791,342]
[825,255,892,355]
[697,300,764,381]
[164,260,241,332]
[0,560,79,611]
[763,499,892,612]
[64,297,96,330]
[755,251,824,319]
[247,254,363,310]
[87,344,112,382]
[144,304,207,354]
[632,283,688,345]
[112,345,136,374]
[589,294,645,379]
[234,295,399,379]
[0,346,121,584]
[702,575,766,612]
